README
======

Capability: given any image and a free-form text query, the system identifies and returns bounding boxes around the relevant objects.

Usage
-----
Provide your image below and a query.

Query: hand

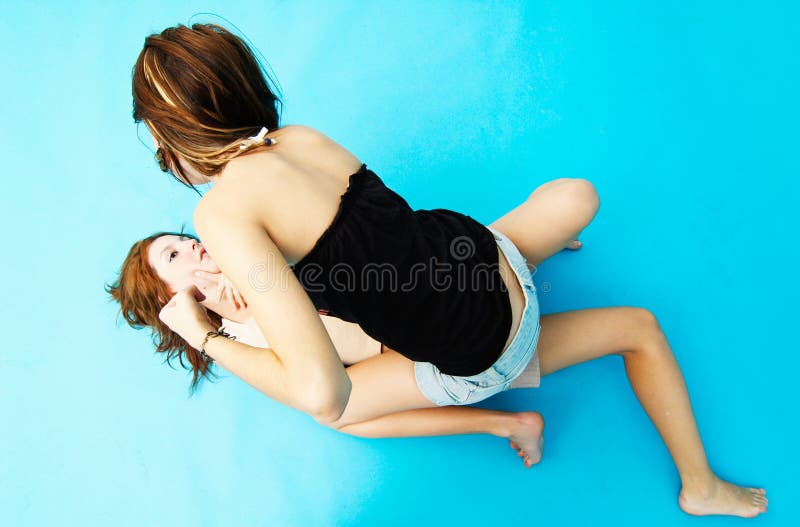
[159,285,217,350]
[194,269,248,309]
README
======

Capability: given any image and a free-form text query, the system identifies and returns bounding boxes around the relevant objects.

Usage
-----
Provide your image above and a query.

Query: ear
[156,288,176,306]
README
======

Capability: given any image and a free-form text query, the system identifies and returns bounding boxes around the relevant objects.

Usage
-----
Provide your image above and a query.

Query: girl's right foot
[678,475,768,517]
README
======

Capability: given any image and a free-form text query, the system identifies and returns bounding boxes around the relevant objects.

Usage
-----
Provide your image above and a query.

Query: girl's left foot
[565,239,582,250]
[504,412,544,468]
[678,475,767,517]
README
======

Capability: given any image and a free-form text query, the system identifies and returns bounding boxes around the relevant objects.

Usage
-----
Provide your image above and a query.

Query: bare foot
[678,475,768,517]
[504,412,544,468]
[564,239,582,250]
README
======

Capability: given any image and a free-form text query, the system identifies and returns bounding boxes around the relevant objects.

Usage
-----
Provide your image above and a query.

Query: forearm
[193,206,352,418]
[202,335,289,404]
[203,335,351,420]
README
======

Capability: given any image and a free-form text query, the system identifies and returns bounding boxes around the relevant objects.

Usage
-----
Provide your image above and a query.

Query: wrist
[190,324,217,351]
[197,326,237,363]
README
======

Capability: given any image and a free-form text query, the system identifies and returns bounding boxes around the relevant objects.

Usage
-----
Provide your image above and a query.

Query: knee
[565,178,600,219]
[633,306,659,329]
[533,178,600,221]
[626,307,667,351]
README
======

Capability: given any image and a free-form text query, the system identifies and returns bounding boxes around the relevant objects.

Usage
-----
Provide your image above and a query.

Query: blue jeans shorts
[414,226,541,406]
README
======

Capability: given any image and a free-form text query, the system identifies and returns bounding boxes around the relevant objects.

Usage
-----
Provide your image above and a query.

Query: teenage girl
[128,23,766,517]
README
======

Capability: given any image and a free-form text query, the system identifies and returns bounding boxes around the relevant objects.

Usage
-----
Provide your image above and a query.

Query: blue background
[1,1,796,525]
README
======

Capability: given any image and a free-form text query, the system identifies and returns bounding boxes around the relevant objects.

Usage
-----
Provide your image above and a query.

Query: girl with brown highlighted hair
[126,23,765,517]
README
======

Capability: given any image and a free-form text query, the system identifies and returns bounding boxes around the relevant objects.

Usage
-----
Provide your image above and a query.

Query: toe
[566,240,582,250]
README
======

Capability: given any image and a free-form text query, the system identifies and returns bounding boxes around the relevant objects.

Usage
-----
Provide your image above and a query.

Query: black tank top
[290,164,512,376]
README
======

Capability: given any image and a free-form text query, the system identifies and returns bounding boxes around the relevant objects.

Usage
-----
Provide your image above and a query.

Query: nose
[190,240,205,261]
[184,238,198,257]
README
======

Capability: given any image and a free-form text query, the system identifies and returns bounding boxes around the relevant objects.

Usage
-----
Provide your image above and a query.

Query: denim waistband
[483,226,540,379]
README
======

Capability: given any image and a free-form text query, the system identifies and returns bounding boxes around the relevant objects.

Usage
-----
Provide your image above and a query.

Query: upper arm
[193,178,350,413]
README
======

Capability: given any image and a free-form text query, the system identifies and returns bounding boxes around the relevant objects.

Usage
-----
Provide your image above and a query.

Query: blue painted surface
[1,1,796,525]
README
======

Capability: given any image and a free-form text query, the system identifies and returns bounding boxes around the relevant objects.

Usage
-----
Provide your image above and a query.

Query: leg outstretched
[536,307,767,517]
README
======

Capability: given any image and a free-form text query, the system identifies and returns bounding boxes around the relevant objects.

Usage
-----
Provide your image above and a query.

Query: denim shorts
[414,226,541,406]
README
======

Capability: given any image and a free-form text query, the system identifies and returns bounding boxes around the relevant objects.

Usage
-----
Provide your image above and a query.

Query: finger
[194,275,214,289]
[182,284,206,303]
[235,289,246,309]
[194,270,221,281]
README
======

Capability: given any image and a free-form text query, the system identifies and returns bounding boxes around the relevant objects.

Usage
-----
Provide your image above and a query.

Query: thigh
[488,178,598,268]
[329,349,437,428]
[537,307,651,376]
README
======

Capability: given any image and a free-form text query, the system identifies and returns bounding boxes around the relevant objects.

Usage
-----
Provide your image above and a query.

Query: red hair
[106,232,223,395]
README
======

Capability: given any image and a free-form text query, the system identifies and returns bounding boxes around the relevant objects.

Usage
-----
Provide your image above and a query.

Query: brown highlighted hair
[105,232,223,395]
[132,23,283,186]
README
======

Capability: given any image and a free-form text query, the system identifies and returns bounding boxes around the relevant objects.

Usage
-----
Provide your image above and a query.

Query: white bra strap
[239,126,276,149]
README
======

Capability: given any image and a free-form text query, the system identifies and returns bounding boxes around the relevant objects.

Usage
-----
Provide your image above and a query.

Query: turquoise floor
[1,1,796,526]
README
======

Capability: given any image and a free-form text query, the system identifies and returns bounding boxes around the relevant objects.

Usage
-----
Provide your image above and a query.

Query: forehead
[148,235,183,268]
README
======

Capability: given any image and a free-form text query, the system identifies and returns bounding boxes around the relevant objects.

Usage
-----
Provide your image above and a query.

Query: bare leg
[489,178,600,269]
[536,307,767,517]
[314,180,602,466]
[339,407,545,468]
[327,177,603,428]
[318,349,543,468]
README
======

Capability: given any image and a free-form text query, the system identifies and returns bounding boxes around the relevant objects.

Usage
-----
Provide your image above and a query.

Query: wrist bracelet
[200,327,236,363]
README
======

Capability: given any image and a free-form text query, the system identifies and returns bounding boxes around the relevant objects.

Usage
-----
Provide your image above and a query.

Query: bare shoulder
[195,123,362,235]
[276,124,343,147]
[275,124,362,169]
[196,153,292,220]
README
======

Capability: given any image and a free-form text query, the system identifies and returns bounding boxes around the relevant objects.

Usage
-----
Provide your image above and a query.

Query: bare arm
[192,167,351,423]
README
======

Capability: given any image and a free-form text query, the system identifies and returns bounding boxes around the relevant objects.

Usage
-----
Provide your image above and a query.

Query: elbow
[304,376,352,426]
[311,402,347,427]
[309,396,349,426]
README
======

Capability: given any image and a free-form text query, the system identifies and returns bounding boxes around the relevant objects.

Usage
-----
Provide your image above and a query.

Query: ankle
[491,412,524,438]
[680,469,717,494]
[495,412,542,439]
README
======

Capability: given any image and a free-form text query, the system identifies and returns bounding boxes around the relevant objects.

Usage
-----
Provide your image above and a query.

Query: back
[290,164,513,377]
[211,125,512,376]
[211,124,366,265]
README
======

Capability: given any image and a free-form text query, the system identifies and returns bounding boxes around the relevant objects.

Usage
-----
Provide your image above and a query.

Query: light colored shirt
[221,314,382,365]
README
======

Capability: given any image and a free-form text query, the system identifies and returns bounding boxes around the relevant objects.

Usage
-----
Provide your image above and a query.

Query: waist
[495,242,526,354]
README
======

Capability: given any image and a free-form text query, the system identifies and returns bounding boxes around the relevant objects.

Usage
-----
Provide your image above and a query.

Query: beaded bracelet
[199,327,236,363]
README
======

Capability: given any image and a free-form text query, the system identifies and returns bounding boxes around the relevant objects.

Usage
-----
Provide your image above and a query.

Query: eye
[169,250,178,262]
